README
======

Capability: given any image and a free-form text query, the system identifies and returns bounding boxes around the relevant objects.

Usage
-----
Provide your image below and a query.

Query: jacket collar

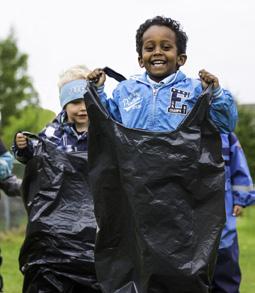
[51,110,87,138]
[131,70,186,87]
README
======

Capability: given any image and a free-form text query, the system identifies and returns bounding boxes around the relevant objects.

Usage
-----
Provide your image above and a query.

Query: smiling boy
[14,65,90,161]
[88,16,237,133]
[85,16,238,292]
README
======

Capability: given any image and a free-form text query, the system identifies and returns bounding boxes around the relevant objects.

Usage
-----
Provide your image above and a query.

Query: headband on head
[59,79,88,108]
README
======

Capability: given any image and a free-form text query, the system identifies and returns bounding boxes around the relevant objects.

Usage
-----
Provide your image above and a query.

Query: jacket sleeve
[12,134,34,164]
[12,129,46,164]
[229,133,255,206]
[209,88,238,133]
[97,86,122,123]
[0,151,14,180]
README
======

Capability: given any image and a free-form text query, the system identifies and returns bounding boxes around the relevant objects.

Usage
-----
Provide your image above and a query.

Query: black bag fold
[85,84,225,293]
[20,139,99,292]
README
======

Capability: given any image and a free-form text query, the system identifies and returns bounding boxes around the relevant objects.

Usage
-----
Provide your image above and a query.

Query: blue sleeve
[229,133,254,206]
[0,151,14,180]
[209,88,238,133]
[248,191,255,206]
[97,86,122,123]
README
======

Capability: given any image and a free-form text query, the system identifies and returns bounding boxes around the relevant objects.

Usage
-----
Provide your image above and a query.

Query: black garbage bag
[85,84,226,293]
[0,174,22,197]
[19,137,99,292]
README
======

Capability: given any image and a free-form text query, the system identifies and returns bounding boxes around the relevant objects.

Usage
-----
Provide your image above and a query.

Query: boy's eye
[162,44,171,50]
[144,46,154,51]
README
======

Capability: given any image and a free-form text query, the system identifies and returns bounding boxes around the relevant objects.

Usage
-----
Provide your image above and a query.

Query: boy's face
[65,99,88,131]
[138,25,187,82]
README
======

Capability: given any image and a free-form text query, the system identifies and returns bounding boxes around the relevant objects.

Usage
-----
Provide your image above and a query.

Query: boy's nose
[154,46,162,55]
[80,100,86,109]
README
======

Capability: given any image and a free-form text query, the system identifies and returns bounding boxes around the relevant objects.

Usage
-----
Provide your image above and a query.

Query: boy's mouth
[77,114,88,118]
[151,60,166,67]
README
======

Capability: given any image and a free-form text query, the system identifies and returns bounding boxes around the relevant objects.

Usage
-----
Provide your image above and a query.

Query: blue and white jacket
[0,152,14,180]
[220,132,255,249]
[0,139,13,180]
[13,111,88,164]
[98,70,238,133]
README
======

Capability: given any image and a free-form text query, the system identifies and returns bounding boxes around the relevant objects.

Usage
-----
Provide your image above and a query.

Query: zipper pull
[153,88,158,96]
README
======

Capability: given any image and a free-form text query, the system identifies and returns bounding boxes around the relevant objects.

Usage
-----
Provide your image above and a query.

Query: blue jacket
[0,151,14,180]
[13,111,88,164]
[220,133,255,249]
[98,70,238,133]
[0,139,13,180]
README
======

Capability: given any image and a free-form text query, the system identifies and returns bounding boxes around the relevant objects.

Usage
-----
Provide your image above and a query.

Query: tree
[0,30,39,133]
[235,105,255,180]
[2,105,56,148]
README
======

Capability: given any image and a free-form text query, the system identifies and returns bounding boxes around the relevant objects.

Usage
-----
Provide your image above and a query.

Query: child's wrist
[212,86,223,98]
[97,85,105,94]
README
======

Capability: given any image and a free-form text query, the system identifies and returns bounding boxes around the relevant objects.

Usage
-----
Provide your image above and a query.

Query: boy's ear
[138,56,144,68]
[177,54,187,67]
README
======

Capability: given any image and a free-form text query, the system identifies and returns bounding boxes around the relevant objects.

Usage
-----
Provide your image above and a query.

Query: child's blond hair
[58,65,91,90]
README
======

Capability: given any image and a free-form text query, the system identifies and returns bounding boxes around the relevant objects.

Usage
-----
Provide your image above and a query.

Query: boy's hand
[232,205,243,217]
[15,133,28,149]
[199,69,220,90]
[87,68,106,87]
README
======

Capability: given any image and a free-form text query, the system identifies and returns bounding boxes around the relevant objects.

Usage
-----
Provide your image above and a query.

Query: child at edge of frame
[13,65,101,293]
[0,138,22,293]
[212,132,255,293]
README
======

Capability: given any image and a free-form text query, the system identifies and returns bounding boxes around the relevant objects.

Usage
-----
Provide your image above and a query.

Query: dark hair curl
[136,16,188,57]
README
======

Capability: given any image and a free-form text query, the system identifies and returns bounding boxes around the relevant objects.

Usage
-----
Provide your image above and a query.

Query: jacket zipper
[152,87,158,128]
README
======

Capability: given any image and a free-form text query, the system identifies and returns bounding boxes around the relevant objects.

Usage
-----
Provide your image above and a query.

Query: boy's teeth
[153,61,164,65]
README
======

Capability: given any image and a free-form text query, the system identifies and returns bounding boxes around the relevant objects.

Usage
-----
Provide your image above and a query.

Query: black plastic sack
[85,84,226,293]
[19,137,99,292]
[0,174,22,197]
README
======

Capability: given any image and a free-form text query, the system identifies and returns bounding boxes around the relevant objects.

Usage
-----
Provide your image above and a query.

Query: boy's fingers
[199,70,219,89]
[16,133,28,141]
[87,68,103,80]
[16,133,24,138]
[232,205,243,217]
[16,142,27,149]
[16,137,27,143]
[15,133,28,149]
[88,70,106,87]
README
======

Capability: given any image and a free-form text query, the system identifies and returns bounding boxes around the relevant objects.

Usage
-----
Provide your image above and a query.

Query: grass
[0,226,24,293]
[238,206,255,293]
[0,207,255,293]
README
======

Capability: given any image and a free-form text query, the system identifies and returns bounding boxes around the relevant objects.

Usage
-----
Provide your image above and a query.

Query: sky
[1,0,254,114]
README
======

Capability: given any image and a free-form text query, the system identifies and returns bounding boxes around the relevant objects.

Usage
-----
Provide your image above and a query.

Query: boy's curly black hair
[136,16,188,57]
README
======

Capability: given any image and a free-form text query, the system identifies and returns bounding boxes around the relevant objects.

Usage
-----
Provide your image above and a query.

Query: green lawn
[1,207,255,292]
[0,227,24,293]
[238,206,255,293]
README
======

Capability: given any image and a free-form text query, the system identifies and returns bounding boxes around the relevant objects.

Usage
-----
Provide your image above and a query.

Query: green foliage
[0,30,39,133]
[235,105,255,180]
[2,105,56,148]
